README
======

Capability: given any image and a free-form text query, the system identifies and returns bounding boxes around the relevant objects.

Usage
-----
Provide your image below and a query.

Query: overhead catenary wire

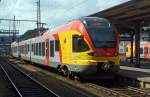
[50,0,89,27]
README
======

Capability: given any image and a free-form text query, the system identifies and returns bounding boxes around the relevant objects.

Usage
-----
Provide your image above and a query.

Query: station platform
[118,61,150,88]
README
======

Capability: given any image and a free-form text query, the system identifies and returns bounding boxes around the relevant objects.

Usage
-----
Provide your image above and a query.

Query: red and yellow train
[11,17,120,78]
[126,42,150,60]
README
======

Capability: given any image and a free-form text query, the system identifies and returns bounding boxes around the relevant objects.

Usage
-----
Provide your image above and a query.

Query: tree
[20,28,48,41]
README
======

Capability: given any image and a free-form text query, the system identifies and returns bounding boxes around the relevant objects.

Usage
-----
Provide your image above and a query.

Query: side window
[39,43,41,56]
[72,35,89,52]
[36,43,38,55]
[140,47,143,54]
[34,44,36,55]
[32,44,34,52]
[50,40,54,57]
[28,44,29,53]
[55,40,59,51]
[42,42,45,56]
[38,43,39,55]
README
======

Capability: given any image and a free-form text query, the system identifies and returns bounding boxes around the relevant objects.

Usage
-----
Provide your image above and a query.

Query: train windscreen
[83,17,116,48]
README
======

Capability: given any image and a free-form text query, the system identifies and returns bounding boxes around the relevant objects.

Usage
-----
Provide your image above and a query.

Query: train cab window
[140,48,143,54]
[42,42,45,56]
[72,35,89,52]
[50,40,54,57]
[55,40,59,51]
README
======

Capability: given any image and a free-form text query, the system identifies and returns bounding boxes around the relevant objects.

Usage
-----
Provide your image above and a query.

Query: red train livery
[11,17,120,78]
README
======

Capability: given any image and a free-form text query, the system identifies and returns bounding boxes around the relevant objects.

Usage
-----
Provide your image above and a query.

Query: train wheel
[74,75,80,81]
[57,65,61,73]
[69,72,75,79]
[61,66,69,77]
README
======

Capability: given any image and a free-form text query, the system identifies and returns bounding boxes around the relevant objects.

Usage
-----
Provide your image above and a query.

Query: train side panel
[48,32,61,68]
[30,36,45,65]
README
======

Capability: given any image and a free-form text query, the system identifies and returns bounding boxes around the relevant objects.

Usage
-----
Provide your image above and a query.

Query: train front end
[71,17,120,76]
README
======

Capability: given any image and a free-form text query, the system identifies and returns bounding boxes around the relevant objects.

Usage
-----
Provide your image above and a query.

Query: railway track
[86,83,150,97]
[7,58,150,97]
[0,62,18,97]
[0,60,59,97]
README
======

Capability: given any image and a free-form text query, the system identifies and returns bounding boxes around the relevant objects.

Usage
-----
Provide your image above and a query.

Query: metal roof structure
[89,0,150,31]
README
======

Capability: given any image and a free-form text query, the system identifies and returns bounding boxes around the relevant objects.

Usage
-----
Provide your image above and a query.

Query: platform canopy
[89,0,150,67]
[89,0,150,32]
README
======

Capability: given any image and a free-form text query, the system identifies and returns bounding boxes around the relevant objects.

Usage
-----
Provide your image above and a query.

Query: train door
[45,39,50,65]
[54,40,60,63]
[49,40,60,68]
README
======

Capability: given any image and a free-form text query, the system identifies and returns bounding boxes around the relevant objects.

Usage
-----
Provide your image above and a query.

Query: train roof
[80,17,108,21]
[12,16,108,44]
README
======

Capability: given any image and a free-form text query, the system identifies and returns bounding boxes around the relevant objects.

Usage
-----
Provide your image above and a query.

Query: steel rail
[86,83,150,97]
[0,64,23,97]
[1,60,60,97]
[86,83,130,97]
[9,62,60,97]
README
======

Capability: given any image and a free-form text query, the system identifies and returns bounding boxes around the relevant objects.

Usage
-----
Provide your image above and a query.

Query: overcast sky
[0,0,130,35]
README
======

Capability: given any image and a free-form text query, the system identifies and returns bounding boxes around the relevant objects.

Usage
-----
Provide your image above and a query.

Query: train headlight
[88,51,99,57]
